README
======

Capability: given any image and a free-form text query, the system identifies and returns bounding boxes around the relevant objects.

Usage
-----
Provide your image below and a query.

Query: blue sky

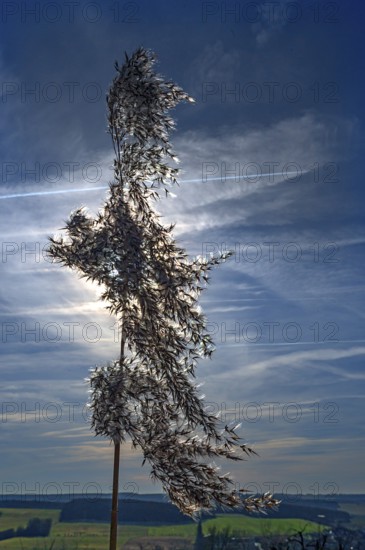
[1,0,364,501]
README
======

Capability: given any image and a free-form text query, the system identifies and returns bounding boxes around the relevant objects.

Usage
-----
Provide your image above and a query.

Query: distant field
[339,503,365,528]
[149,515,328,538]
[0,510,143,549]
[0,508,329,549]
[0,508,60,530]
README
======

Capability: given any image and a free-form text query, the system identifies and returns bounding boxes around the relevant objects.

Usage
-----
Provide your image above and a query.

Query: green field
[0,508,60,531]
[0,508,329,549]
[149,515,327,538]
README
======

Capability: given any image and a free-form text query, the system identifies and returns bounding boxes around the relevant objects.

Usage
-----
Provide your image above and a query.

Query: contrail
[221,339,365,348]
[0,172,305,200]
[0,186,108,200]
